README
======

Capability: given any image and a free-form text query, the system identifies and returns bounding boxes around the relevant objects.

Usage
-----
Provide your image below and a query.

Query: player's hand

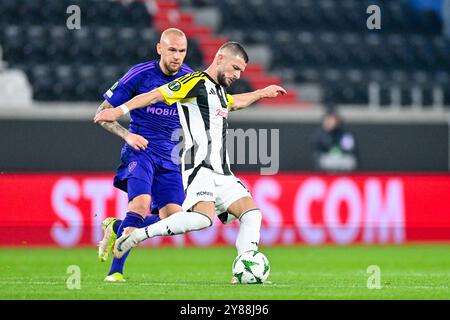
[125,133,148,151]
[94,107,124,123]
[260,85,287,98]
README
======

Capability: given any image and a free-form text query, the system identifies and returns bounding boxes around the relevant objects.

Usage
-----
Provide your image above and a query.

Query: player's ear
[216,53,225,66]
[156,43,162,55]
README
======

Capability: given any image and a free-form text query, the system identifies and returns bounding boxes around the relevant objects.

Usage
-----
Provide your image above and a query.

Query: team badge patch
[168,81,181,92]
[128,161,137,173]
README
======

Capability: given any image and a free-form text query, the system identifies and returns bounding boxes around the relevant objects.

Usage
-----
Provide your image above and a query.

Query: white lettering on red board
[51,178,124,247]
[50,176,406,246]
[83,179,114,244]
[363,179,405,244]
[324,178,362,244]
[51,178,83,247]
[253,178,283,245]
[294,177,405,244]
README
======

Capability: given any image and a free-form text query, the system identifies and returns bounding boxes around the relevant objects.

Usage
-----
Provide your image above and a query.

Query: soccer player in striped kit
[95,41,286,283]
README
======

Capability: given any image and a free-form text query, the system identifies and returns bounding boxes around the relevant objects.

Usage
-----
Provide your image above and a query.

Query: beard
[163,61,182,74]
[217,72,231,87]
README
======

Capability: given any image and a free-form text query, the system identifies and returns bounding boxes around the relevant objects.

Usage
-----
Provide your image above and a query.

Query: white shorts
[182,166,252,218]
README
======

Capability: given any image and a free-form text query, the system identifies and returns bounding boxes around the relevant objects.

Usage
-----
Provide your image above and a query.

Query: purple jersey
[103,60,193,161]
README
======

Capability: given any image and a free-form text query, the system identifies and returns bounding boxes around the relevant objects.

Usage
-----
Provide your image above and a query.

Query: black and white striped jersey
[158,71,234,175]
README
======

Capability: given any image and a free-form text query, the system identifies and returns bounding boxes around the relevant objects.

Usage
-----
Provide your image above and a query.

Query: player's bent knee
[159,203,183,219]
[128,204,149,217]
[227,197,258,219]
[191,201,215,221]
[128,195,151,217]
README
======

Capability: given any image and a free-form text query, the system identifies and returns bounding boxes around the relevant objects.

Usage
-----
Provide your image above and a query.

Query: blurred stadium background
[0,0,449,299]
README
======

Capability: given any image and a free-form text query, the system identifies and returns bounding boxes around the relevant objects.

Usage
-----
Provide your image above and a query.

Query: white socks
[131,208,262,256]
[135,211,212,241]
[235,209,262,255]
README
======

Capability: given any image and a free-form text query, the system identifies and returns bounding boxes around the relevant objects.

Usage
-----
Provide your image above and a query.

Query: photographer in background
[313,106,358,172]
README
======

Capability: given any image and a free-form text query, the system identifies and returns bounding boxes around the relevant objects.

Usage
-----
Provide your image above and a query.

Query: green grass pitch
[0,245,448,299]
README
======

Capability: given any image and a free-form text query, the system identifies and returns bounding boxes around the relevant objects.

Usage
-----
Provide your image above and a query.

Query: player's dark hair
[219,41,249,63]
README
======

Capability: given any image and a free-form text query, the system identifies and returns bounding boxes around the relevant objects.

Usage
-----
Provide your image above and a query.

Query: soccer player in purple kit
[94,28,193,282]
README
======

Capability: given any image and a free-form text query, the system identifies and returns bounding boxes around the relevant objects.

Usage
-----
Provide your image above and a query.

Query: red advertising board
[0,173,449,246]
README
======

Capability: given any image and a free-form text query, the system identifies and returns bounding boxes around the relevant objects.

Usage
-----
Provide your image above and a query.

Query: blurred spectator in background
[313,106,358,172]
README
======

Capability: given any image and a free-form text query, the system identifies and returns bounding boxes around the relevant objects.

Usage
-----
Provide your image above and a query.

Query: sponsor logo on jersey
[146,106,178,116]
[196,191,214,197]
[215,108,229,119]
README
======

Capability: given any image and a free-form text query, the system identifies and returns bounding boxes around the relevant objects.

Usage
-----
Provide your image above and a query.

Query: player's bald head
[157,28,188,75]
[160,28,187,44]
[218,41,249,63]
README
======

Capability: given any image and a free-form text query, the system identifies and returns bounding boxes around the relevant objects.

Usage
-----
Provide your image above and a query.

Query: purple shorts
[113,145,185,211]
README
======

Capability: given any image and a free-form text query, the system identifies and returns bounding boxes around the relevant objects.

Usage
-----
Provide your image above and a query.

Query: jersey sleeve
[226,94,234,108]
[103,66,143,107]
[157,72,204,105]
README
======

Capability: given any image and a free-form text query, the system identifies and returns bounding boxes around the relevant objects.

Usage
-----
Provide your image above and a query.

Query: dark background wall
[0,119,448,172]
[228,121,449,172]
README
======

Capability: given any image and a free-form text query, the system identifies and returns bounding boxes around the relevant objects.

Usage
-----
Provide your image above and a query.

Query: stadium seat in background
[1,0,448,107]
[0,0,209,102]
[153,0,300,105]
[208,0,449,107]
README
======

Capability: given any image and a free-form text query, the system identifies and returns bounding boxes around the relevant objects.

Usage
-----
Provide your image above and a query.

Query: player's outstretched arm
[229,85,287,112]
[94,89,165,123]
[95,100,129,138]
[94,100,149,151]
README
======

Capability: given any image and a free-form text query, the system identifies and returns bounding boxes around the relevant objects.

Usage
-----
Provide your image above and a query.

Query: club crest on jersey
[215,108,229,119]
[128,161,137,173]
[168,81,181,92]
